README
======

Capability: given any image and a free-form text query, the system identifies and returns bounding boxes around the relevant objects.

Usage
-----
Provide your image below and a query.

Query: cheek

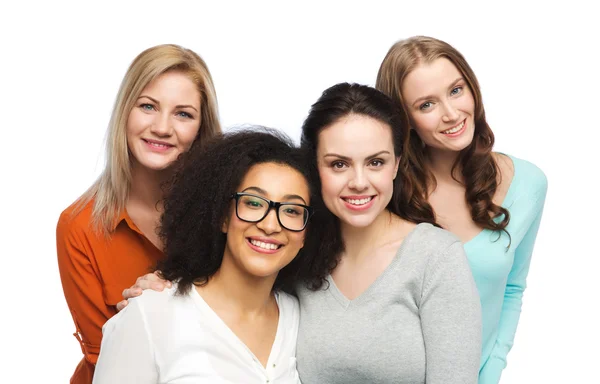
[412,114,439,137]
[318,168,342,201]
[126,109,151,136]
[459,95,476,115]
[286,231,306,253]
[176,122,201,148]
[374,169,396,195]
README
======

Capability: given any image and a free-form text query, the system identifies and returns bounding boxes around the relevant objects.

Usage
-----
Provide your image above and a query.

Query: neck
[340,209,396,262]
[201,249,277,315]
[128,160,172,209]
[425,147,462,184]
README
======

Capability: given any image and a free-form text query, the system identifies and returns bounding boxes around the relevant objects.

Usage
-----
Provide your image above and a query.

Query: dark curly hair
[156,127,330,295]
[376,36,510,237]
[299,83,438,287]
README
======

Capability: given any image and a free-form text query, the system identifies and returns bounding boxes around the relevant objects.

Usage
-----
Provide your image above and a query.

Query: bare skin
[427,152,514,243]
[126,159,170,250]
[331,211,416,300]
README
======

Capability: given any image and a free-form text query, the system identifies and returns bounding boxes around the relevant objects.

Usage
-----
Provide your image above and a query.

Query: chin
[137,158,176,172]
[338,213,378,229]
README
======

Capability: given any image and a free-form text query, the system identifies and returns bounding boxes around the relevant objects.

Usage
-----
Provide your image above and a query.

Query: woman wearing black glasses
[92,128,326,384]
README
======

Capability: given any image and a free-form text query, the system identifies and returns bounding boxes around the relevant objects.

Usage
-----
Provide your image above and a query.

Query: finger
[116,300,128,312]
[152,282,166,291]
[122,287,142,299]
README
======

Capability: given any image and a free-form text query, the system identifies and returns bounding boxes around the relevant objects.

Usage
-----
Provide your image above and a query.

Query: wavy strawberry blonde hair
[376,36,509,235]
[78,44,221,234]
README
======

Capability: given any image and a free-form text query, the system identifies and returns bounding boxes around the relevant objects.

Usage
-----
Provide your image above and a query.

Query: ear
[221,216,229,234]
[393,156,401,180]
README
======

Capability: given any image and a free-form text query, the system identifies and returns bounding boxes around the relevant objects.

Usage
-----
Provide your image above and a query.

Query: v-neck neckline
[326,223,427,308]
[190,287,284,370]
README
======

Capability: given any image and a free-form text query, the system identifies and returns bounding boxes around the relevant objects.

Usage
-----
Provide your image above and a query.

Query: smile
[441,119,466,136]
[342,196,373,206]
[246,237,283,254]
[143,139,174,150]
[341,195,376,211]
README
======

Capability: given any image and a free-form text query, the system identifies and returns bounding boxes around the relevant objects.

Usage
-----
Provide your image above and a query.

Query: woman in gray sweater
[294,83,481,384]
[119,84,481,383]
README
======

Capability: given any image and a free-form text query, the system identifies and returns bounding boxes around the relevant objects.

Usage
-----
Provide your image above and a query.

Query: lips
[142,138,175,152]
[341,195,377,211]
[441,119,466,136]
[143,138,174,147]
[341,196,373,206]
[246,236,283,254]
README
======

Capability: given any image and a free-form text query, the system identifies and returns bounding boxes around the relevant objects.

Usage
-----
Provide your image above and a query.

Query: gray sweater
[295,223,481,384]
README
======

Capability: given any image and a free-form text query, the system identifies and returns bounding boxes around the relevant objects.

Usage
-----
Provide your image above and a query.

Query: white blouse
[93,285,301,384]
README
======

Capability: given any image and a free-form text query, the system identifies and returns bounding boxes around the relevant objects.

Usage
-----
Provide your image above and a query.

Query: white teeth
[442,121,464,134]
[344,197,373,205]
[147,141,169,148]
[249,239,279,250]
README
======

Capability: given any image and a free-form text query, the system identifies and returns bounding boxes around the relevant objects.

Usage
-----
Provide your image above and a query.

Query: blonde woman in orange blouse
[56,44,221,384]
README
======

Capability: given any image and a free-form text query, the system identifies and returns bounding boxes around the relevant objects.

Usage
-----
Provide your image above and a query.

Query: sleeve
[92,299,158,383]
[479,176,548,384]
[420,241,482,384]
[56,213,113,368]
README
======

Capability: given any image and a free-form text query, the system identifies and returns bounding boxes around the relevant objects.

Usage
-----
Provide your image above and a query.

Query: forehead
[317,114,394,157]
[402,58,463,99]
[140,71,200,106]
[238,162,310,201]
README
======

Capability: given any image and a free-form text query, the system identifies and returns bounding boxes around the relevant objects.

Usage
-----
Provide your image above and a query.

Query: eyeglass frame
[230,192,314,232]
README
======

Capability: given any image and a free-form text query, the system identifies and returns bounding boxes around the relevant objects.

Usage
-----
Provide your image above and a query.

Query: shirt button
[272,363,276,368]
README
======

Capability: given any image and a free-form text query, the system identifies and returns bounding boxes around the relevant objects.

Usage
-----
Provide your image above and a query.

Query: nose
[256,208,282,235]
[441,100,460,123]
[150,112,174,137]
[348,168,368,191]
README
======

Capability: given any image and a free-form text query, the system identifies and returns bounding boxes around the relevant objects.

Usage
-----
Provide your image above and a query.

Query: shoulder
[108,286,184,329]
[505,154,548,193]
[56,198,95,238]
[408,223,462,252]
[130,285,182,314]
[276,290,300,315]
[402,223,466,271]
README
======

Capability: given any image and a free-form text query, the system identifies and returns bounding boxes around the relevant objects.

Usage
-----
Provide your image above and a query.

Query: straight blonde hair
[78,44,221,234]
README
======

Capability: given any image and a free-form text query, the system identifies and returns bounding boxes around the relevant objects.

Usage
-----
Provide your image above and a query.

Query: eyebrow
[411,77,465,106]
[323,150,392,160]
[138,95,199,112]
[241,186,307,205]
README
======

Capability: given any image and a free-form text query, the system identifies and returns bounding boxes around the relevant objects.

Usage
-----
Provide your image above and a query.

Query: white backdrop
[1,1,598,382]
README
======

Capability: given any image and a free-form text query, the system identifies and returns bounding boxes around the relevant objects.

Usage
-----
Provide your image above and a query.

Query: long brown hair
[300,83,438,287]
[376,36,509,235]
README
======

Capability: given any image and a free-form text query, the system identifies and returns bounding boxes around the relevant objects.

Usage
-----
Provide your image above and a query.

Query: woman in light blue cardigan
[376,35,547,383]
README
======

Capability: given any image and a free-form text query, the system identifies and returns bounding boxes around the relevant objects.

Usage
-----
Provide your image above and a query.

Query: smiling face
[317,114,400,229]
[126,70,201,171]
[221,162,310,280]
[401,57,476,154]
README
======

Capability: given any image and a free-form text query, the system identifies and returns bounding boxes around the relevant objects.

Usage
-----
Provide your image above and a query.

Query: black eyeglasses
[231,192,313,232]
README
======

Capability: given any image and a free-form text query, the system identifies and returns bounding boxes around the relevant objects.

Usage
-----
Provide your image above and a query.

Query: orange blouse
[56,199,163,384]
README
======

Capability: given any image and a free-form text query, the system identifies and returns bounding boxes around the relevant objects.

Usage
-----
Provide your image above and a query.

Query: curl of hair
[376,36,510,236]
[156,127,331,295]
[76,44,221,234]
[299,83,438,288]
